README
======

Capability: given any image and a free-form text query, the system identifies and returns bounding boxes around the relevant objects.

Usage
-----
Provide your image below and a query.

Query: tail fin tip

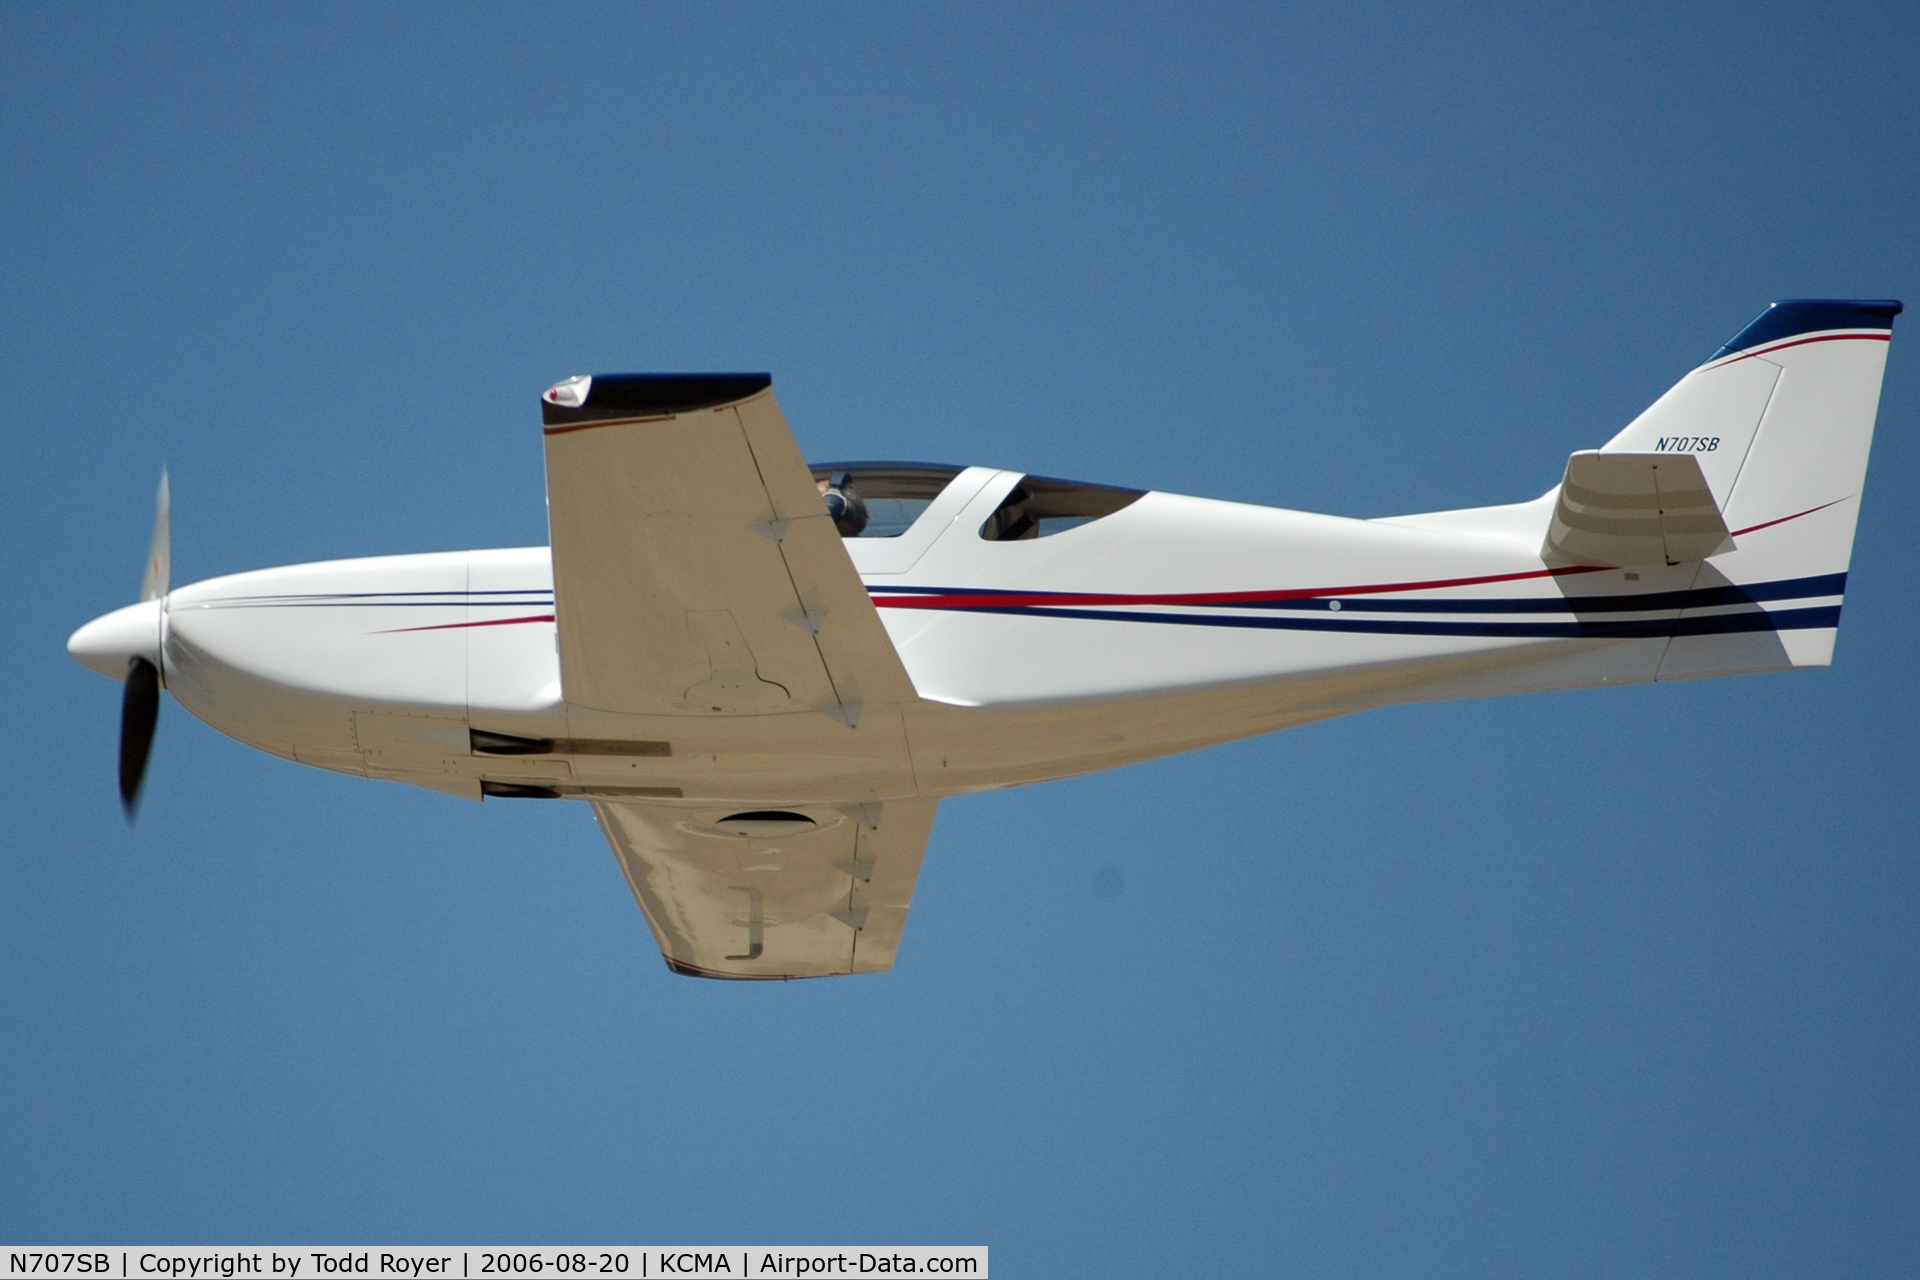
[1711,298,1903,362]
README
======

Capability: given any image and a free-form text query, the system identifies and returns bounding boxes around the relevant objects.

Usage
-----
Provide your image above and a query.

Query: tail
[1595,299,1901,676]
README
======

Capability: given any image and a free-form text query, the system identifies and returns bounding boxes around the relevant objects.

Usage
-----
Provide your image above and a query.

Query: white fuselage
[102,464,1836,807]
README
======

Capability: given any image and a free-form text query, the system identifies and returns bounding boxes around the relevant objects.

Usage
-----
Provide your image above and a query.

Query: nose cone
[68,599,163,680]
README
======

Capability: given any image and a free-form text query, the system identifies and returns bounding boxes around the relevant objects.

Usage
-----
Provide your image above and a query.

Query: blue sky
[3,3,1916,1273]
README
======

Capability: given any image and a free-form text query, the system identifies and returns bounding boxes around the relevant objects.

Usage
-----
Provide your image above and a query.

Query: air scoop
[713,811,818,838]
[68,598,164,680]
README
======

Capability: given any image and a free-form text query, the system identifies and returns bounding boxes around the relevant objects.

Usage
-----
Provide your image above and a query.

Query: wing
[542,374,917,721]
[593,797,940,978]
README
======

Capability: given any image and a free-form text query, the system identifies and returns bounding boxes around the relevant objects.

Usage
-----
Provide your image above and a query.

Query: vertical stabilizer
[1642,300,1901,677]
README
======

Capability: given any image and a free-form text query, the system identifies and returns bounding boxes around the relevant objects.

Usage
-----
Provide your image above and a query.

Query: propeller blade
[119,655,160,819]
[140,468,169,602]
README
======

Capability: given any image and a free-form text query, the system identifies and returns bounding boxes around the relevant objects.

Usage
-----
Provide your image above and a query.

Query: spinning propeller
[69,470,169,819]
[122,469,168,815]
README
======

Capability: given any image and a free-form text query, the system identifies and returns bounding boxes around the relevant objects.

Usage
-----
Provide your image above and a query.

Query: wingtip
[540,373,773,428]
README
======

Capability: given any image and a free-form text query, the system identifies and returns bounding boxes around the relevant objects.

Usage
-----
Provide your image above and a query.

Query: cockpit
[808,462,965,537]
[809,462,1145,541]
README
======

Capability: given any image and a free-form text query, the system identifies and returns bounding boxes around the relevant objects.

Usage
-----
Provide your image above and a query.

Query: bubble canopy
[806,462,1146,540]
[807,462,965,538]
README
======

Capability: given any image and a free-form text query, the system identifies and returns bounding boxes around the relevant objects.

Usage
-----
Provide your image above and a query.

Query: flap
[593,797,940,978]
[1545,451,1734,567]
[543,377,918,722]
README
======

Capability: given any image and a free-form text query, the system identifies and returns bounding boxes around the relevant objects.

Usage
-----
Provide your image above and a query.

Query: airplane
[69,298,1902,980]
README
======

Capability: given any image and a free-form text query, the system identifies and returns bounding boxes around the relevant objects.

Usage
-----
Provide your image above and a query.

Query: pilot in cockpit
[818,471,870,537]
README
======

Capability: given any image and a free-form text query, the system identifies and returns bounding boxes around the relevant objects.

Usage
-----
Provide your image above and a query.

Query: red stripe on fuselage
[374,614,554,634]
[872,497,1849,612]
[872,565,1610,611]
[1729,497,1848,537]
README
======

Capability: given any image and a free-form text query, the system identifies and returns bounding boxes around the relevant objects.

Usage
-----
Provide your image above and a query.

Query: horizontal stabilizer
[1545,451,1732,567]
